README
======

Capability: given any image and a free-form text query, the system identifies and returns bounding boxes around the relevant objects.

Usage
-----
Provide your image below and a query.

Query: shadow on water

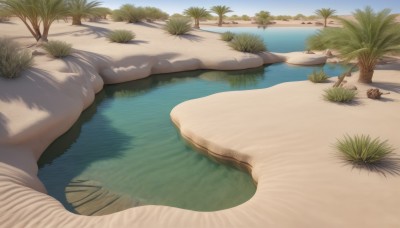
[37,89,131,211]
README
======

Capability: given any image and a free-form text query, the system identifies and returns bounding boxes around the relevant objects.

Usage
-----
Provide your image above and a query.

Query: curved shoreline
[2,19,397,227]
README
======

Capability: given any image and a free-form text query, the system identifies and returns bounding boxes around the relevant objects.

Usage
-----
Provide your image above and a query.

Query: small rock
[342,83,357,90]
[367,88,383,99]
[325,49,333,57]
[345,71,352,77]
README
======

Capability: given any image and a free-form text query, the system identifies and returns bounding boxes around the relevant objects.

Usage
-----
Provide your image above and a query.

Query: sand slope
[1,18,395,227]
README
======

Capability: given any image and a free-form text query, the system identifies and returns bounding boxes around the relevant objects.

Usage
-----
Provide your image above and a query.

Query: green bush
[221,31,235,42]
[42,40,72,58]
[107,30,135,43]
[336,134,394,164]
[164,18,192,35]
[324,87,357,103]
[229,33,267,53]
[118,4,145,23]
[111,9,124,22]
[308,70,329,83]
[0,37,33,79]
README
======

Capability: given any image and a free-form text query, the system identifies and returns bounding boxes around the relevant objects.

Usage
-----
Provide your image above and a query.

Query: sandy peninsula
[0,17,399,228]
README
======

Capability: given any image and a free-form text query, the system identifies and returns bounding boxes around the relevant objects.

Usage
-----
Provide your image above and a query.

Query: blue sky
[102,0,400,16]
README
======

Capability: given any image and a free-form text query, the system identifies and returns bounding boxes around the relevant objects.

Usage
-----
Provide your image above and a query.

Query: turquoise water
[38,28,347,214]
[204,27,319,53]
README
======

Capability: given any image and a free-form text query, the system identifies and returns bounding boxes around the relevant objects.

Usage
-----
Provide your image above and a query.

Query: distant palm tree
[67,0,101,25]
[0,0,67,42]
[315,8,336,27]
[210,5,233,27]
[184,7,209,29]
[255,11,271,29]
[308,7,400,83]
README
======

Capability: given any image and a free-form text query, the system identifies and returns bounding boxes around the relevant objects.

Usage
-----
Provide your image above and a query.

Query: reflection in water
[199,67,266,88]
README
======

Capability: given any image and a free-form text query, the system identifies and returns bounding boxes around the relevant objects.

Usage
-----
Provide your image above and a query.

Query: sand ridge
[1,18,397,227]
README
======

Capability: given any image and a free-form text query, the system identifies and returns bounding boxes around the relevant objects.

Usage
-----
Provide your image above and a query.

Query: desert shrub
[336,134,394,164]
[164,18,192,35]
[0,37,33,78]
[229,33,266,53]
[324,87,357,103]
[111,9,124,22]
[221,31,235,42]
[107,30,135,43]
[308,70,328,83]
[118,4,145,23]
[42,40,72,58]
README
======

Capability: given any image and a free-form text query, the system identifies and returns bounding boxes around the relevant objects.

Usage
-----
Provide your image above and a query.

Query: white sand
[0,18,399,227]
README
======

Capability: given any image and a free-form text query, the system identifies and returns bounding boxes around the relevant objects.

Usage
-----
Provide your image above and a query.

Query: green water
[38,63,348,213]
[38,27,348,213]
[204,27,319,53]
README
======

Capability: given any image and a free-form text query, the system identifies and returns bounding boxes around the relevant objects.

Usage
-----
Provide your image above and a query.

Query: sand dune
[0,18,399,227]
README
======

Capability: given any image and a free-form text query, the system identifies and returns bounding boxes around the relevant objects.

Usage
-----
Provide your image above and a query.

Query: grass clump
[308,70,329,83]
[221,31,235,42]
[0,37,33,79]
[324,87,357,103]
[336,134,395,165]
[164,17,192,35]
[107,30,135,43]
[42,40,72,58]
[229,33,266,53]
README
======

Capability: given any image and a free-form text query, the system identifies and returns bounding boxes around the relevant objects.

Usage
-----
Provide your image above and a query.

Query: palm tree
[183,7,209,29]
[307,7,400,83]
[210,5,232,27]
[315,8,336,27]
[67,0,101,25]
[0,0,67,42]
[255,11,271,29]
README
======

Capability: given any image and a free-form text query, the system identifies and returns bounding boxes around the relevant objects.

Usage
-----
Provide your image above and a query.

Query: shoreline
[1,18,399,227]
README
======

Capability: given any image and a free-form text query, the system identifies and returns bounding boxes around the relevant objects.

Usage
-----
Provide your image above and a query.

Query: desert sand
[0,18,399,227]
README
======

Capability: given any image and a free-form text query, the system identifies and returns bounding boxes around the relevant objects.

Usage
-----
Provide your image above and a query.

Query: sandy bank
[0,18,361,227]
[171,69,400,227]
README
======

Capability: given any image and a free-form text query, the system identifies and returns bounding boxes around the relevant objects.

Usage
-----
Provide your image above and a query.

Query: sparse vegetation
[0,0,68,42]
[0,37,33,78]
[66,0,101,25]
[106,30,135,43]
[92,7,112,19]
[112,4,168,23]
[117,4,145,23]
[308,7,400,83]
[336,134,395,165]
[255,11,271,28]
[210,5,233,27]
[42,40,72,58]
[308,70,329,83]
[164,18,192,35]
[143,6,169,22]
[229,33,266,53]
[315,8,336,27]
[184,7,210,29]
[221,31,235,42]
[324,87,357,103]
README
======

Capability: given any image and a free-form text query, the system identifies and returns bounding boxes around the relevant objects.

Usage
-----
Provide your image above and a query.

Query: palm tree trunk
[194,19,200,29]
[358,65,374,83]
[218,16,222,27]
[324,17,327,27]
[21,19,41,41]
[40,26,50,43]
[72,15,82,25]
